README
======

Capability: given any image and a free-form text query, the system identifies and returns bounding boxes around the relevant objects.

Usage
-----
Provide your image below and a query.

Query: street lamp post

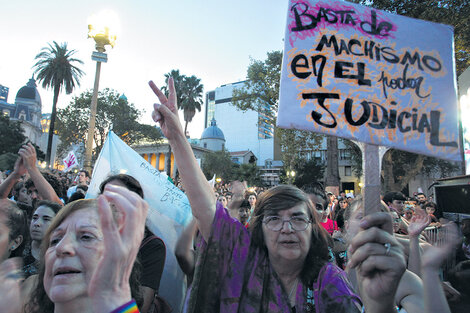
[83,16,117,174]
[287,170,296,184]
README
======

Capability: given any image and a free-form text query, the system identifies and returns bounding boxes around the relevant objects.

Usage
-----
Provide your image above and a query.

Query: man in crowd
[0,143,62,206]
[383,191,406,215]
[66,169,90,198]
[416,192,427,205]
[383,191,408,234]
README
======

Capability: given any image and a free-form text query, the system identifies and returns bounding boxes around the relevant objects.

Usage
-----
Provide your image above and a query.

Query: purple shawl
[186,204,361,313]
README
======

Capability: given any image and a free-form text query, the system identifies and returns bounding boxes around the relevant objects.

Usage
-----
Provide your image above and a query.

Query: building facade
[132,141,211,179]
[204,81,275,167]
[0,78,60,166]
[0,78,43,146]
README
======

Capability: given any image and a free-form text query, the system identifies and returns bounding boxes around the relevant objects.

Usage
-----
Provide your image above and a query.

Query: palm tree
[163,71,203,136]
[33,41,84,167]
[180,75,203,136]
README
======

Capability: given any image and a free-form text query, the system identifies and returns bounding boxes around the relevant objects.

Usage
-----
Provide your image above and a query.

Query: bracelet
[109,299,139,313]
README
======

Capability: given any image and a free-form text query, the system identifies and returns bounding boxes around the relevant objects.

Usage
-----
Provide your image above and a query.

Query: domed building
[0,77,43,145]
[200,118,225,151]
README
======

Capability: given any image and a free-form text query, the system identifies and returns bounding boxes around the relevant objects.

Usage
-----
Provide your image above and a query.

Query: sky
[0,0,288,138]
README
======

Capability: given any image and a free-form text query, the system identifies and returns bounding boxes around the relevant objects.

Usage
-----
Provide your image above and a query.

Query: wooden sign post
[362,143,381,214]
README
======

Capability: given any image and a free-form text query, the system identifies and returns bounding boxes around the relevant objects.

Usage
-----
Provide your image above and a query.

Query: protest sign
[63,151,78,172]
[86,131,192,311]
[278,0,462,162]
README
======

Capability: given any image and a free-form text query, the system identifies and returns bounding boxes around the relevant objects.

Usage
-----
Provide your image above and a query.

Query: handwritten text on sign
[277,0,461,161]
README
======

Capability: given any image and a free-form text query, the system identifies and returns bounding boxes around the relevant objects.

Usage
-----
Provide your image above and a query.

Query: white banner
[63,151,78,172]
[86,131,192,311]
[278,0,461,162]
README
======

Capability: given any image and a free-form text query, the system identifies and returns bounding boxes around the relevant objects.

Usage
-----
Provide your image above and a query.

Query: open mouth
[54,268,82,276]
[280,240,299,245]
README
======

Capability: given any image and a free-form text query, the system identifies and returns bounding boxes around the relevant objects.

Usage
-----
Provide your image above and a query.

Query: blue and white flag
[86,131,192,311]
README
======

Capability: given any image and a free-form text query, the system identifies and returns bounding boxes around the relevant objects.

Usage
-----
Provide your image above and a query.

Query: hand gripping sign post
[278,0,462,214]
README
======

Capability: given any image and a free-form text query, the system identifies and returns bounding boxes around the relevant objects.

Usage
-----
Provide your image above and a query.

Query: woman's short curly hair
[248,185,330,286]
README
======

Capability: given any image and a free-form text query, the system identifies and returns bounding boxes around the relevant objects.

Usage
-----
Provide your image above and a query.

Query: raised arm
[18,143,61,205]
[407,207,431,277]
[149,78,215,240]
[175,218,198,279]
[421,223,459,313]
[0,158,26,199]
[227,180,247,211]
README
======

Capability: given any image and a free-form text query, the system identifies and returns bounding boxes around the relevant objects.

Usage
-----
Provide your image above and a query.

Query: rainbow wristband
[109,299,139,313]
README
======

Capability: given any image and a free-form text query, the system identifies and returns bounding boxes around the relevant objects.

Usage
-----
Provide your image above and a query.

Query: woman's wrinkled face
[43,208,104,304]
[262,203,312,264]
[30,205,56,242]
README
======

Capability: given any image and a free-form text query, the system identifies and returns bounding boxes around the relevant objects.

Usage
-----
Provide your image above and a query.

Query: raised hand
[12,157,27,177]
[88,184,148,312]
[348,212,406,312]
[421,222,459,270]
[18,143,38,172]
[408,207,431,237]
[229,180,247,197]
[149,77,184,140]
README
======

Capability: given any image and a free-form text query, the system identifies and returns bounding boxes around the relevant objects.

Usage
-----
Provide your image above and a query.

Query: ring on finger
[384,242,391,256]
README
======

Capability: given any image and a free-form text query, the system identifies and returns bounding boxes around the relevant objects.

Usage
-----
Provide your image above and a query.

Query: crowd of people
[0,78,469,312]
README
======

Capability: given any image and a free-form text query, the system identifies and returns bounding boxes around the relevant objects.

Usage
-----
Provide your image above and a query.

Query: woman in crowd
[23,200,62,278]
[0,199,28,263]
[0,199,28,313]
[149,77,406,312]
[423,201,440,225]
[247,192,257,211]
[402,206,414,225]
[317,203,338,236]
[99,174,167,313]
[24,184,147,313]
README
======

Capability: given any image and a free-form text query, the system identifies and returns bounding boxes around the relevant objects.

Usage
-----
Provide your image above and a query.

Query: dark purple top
[186,204,361,312]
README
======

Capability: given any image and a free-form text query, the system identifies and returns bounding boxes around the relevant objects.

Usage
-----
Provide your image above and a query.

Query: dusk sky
[0,0,288,137]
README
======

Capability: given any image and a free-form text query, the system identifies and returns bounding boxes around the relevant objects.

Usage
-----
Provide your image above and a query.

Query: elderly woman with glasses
[149,78,406,313]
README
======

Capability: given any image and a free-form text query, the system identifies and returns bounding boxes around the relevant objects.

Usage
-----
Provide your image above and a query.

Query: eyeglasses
[263,216,311,231]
